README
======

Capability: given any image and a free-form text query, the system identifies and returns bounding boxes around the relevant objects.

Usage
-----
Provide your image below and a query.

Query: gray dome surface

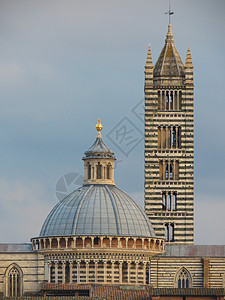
[84,135,115,158]
[40,185,155,238]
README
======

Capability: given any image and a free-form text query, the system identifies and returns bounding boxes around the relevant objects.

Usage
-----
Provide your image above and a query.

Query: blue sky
[0,0,225,244]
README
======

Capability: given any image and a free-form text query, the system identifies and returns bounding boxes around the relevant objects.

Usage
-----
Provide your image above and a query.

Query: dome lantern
[83,119,116,185]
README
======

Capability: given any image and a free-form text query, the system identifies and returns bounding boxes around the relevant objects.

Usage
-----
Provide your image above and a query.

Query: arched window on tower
[170,223,174,242]
[166,163,169,179]
[5,264,23,297]
[165,224,169,242]
[172,193,177,211]
[179,91,182,110]
[96,163,102,179]
[172,127,176,147]
[170,91,173,109]
[166,91,169,110]
[175,267,192,288]
[178,126,181,148]
[167,192,171,211]
[162,192,166,210]
[170,162,173,179]
[88,163,91,179]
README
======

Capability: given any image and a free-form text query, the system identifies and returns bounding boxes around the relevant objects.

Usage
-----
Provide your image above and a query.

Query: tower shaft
[144,26,194,244]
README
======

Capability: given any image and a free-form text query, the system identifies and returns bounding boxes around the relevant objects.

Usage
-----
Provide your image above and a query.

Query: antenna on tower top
[165,0,174,24]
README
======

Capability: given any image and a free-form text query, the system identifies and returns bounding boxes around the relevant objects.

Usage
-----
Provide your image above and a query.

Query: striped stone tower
[144,24,194,244]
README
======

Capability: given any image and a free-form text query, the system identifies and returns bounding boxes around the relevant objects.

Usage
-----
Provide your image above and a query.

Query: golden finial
[96,117,103,132]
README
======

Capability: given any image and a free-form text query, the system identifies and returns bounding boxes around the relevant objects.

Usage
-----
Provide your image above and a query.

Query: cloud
[0,62,27,89]
[0,179,52,243]
[195,194,225,245]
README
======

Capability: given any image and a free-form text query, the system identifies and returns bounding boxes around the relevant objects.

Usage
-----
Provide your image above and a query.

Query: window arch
[165,223,169,242]
[88,163,91,179]
[5,264,23,297]
[106,163,111,179]
[96,163,102,179]
[165,223,175,242]
[175,267,192,288]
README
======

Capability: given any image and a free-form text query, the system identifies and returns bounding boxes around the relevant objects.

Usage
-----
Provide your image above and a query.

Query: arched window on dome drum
[7,265,22,297]
[96,163,102,179]
[107,164,111,179]
[88,163,91,179]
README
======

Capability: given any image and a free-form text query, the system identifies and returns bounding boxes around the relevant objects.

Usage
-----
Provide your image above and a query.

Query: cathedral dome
[40,184,155,238]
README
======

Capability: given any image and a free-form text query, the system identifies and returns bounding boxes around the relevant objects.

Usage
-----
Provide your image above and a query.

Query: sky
[0,0,225,244]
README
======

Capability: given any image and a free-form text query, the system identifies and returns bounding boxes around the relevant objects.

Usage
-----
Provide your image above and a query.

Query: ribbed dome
[84,133,115,159]
[40,185,155,238]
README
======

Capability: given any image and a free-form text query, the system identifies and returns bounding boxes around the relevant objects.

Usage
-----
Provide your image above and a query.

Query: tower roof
[185,44,193,69]
[154,24,185,77]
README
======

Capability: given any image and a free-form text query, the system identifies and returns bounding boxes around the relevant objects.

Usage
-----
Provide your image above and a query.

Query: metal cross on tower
[165,1,174,24]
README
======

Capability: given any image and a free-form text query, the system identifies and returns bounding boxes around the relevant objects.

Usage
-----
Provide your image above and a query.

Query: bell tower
[144,25,194,244]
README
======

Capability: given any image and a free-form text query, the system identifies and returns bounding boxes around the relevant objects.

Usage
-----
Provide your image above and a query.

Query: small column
[103,261,107,283]
[57,238,60,249]
[135,262,138,284]
[160,90,162,110]
[164,91,166,110]
[143,262,147,285]
[73,237,76,248]
[44,259,48,281]
[91,237,94,248]
[163,161,166,180]
[43,239,46,249]
[111,261,115,284]
[109,237,112,248]
[62,261,66,284]
[100,237,103,248]
[48,262,51,283]
[127,262,131,284]
[176,126,178,148]
[161,127,163,149]
[82,237,85,248]
[165,127,168,149]
[77,261,80,284]
[54,261,58,283]
[95,261,98,283]
[49,238,52,249]
[86,261,89,283]
[33,240,37,250]
[142,238,144,249]
[119,261,123,284]
[69,261,73,283]
[65,237,68,248]
[168,91,171,110]
[168,160,170,180]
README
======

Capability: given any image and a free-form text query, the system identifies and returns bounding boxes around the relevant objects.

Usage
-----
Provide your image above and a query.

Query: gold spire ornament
[96,118,103,132]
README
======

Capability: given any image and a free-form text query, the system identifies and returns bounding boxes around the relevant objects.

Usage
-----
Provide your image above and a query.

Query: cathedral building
[0,24,224,299]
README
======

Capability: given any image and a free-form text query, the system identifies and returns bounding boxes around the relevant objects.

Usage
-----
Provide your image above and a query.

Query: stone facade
[0,25,224,300]
[0,244,44,297]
